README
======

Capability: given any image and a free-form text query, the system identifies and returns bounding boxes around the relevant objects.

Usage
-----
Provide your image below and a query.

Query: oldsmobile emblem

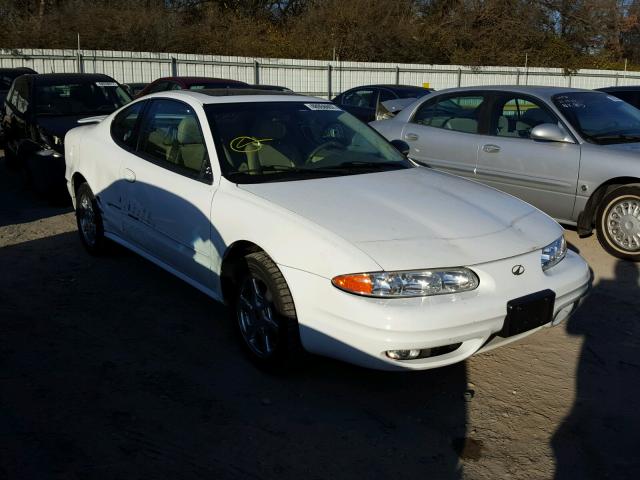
[512,265,525,276]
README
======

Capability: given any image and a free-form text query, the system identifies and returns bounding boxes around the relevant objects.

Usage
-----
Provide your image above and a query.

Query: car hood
[239,168,562,270]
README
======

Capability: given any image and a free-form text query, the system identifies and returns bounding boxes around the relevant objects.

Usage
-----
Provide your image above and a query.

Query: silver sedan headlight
[541,235,567,271]
[332,268,479,297]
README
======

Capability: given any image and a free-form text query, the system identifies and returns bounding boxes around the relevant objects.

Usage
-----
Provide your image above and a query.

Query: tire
[75,182,107,255]
[596,185,640,261]
[234,251,303,369]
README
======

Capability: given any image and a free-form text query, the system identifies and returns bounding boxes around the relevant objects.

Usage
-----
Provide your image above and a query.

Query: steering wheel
[306,141,345,164]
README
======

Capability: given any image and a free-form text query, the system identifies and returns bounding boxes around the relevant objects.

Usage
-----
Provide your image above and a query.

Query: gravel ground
[1,154,639,480]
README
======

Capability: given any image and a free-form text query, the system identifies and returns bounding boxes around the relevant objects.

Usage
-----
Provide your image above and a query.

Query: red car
[136,76,248,98]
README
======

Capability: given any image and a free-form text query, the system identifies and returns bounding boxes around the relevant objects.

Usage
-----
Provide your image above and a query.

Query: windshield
[35,81,131,116]
[205,101,412,183]
[553,92,640,144]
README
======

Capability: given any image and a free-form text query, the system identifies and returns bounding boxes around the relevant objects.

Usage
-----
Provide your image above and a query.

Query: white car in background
[64,89,590,371]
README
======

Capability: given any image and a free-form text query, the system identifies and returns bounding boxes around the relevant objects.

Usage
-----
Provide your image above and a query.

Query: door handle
[124,168,136,183]
[405,133,419,141]
[482,144,501,153]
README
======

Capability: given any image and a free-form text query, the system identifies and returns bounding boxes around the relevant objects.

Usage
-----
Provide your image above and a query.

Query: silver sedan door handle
[405,133,419,141]
[124,168,136,183]
[482,144,501,153]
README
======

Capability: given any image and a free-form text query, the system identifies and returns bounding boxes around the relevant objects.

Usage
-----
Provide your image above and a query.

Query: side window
[169,82,182,91]
[111,101,145,149]
[494,96,557,139]
[147,81,169,94]
[342,89,377,109]
[138,99,211,182]
[12,77,29,114]
[412,94,485,134]
[379,89,396,102]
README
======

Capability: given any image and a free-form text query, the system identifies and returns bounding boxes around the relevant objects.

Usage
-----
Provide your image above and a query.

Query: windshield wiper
[226,161,408,182]
[311,161,408,172]
[226,164,327,177]
[589,133,640,143]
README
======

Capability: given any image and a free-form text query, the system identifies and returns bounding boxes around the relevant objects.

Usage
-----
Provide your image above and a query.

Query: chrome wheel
[605,196,640,252]
[78,193,97,247]
[237,276,279,358]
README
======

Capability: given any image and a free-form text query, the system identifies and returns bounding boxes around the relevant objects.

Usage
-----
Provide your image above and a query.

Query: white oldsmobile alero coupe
[64,89,591,370]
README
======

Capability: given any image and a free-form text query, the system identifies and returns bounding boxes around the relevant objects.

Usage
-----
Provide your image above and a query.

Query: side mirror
[390,139,410,156]
[530,123,572,143]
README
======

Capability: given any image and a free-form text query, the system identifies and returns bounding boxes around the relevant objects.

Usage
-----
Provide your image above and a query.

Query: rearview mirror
[390,139,410,156]
[530,123,572,143]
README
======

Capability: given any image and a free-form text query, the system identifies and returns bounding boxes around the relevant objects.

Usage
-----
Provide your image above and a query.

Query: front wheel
[75,182,107,255]
[596,185,640,261]
[234,251,303,369]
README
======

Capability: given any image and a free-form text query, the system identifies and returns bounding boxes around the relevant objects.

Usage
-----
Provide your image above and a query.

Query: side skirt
[104,231,224,303]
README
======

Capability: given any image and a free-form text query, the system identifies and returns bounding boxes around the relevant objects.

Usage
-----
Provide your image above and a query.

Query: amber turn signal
[331,273,373,295]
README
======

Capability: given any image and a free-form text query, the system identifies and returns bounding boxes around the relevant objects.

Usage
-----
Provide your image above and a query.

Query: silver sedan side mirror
[530,123,572,143]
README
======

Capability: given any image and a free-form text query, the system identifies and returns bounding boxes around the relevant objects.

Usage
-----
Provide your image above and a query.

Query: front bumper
[279,249,590,371]
[27,150,66,194]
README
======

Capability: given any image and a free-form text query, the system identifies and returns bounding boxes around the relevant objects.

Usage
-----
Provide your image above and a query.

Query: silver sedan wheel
[605,195,640,252]
[78,193,97,248]
[237,276,279,358]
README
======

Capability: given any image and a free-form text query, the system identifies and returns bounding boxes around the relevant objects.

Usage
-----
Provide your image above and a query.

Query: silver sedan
[371,86,640,261]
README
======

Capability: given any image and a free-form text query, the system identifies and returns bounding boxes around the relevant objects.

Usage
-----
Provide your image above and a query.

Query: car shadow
[552,259,640,479]
[0,228,471,479]
[0,153,72,227]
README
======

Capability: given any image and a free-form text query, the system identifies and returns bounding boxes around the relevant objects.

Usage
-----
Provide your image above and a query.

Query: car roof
[0,67,37,74]
[251,84,292,91]
[142,89,325,105]
[597,86,640,92]
[26,73,119,85]
[428,85,599,100]
[152,76,248,86]
[345,84,431,91]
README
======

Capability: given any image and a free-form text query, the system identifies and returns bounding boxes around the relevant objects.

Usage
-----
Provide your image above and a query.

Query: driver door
[121,98,217,289]
[475,94,580,221]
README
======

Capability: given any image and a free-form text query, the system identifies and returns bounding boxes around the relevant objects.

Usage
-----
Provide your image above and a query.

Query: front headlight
[541,235,567,271]
[332,268,479,298]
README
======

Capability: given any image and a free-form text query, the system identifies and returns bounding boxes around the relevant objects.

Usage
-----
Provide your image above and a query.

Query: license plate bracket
[499,289,555,337]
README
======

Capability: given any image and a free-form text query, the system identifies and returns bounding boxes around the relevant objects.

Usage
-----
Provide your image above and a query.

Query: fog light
[385,349,421,360]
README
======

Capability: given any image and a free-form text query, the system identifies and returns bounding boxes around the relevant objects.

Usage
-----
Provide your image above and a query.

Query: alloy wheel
[237,276,279,358]
[78,193,97,248]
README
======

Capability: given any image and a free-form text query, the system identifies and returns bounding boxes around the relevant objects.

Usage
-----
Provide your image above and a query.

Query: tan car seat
[244,117,298,172]
[173,116,206,172]
[444,117,478,133]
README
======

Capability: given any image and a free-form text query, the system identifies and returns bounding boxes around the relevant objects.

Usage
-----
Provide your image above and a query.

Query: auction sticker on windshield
[305,103,342,111]
[96,82,118,87]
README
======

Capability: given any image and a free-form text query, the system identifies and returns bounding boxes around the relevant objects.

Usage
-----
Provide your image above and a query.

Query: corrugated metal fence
[2,48,640,98]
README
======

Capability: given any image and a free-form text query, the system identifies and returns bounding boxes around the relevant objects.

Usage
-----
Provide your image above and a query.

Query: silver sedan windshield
[553,92,640,144]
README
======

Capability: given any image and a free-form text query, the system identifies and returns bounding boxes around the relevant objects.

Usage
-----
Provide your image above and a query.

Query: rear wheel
[596,185,640,261]
[75,182,107,255]
[234,251,303,369]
